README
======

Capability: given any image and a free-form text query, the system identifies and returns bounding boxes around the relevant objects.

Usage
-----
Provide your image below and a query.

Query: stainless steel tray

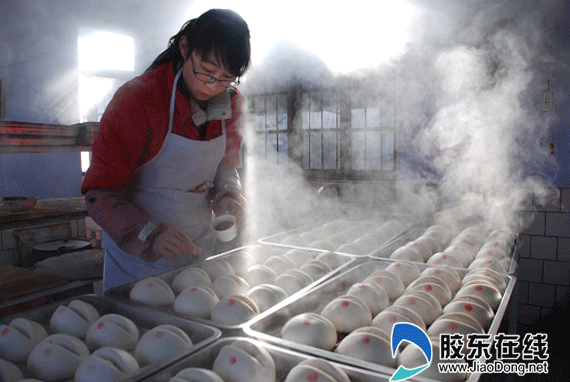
[105,246,357,333]
[137,337,393,382]
[369,227,520,276]
[244,259,516,382]
[0,294,221,382]
[258,217,415,257]
[368,227,424,258]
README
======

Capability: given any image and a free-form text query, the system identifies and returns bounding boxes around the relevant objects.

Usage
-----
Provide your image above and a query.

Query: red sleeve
[81,81,153,193]
[220,89,245,167]
[80,78,170,261]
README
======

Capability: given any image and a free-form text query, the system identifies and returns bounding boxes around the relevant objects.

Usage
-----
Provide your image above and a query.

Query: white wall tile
[560,189,570,213]
[516,234,531,258]
[545,212,570,238]
[556,286,569,308]
[530,236,558,260]
[543,260,570,285]
[517,304,541,325]
[520,212,545,236]
[533,187,560,212]
[527,283,556,307]
[558,237,570,262]
[518,258,543,283]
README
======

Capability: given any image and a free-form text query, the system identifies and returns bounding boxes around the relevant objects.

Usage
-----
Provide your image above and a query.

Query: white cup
[212,214,237,242]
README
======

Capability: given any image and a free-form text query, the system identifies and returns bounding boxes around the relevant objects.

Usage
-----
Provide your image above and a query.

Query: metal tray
[258,217,415,257]
[0,294,221,382]
[368,227,425,258]
[137,337,393,382]
[105,246,357,333]
[244,259,516,382]
[369,227,520,275]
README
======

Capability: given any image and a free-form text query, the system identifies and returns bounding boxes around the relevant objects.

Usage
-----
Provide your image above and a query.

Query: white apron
[102,69,227,292]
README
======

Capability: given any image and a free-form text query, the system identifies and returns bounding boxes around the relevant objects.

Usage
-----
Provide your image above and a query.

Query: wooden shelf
[0,121,99,153]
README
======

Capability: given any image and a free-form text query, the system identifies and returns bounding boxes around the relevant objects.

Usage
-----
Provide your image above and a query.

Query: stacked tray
[105,246,356,333]
[372,225,520,275]
[258,218,414,257]
[0,294,220,382]
[135,337,392,382]
[244,258,515,382]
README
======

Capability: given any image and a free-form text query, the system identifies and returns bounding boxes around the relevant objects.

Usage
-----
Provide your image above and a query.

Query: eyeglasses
[191,56,240,88]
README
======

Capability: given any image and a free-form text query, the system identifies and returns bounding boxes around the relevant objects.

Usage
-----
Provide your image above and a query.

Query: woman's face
[179,37,236,101]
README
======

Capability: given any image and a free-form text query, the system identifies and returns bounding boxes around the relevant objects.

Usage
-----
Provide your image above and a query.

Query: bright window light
[78,74,114,121]
[78,28,134,72]
[81,151,91,172]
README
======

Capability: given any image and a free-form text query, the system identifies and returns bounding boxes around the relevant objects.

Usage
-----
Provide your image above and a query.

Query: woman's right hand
[151,227,201,259]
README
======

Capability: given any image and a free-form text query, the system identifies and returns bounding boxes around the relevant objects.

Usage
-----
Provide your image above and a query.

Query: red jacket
[81,62,244,260]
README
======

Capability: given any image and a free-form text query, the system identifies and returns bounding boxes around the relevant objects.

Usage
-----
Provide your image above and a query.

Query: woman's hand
[151,226,201,259]
[213,194,246,226]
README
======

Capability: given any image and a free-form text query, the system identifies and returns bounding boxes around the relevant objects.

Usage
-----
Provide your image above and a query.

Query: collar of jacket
[189,90,232,126]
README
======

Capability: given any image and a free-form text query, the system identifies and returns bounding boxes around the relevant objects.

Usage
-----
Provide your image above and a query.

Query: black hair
[147,8,251,77]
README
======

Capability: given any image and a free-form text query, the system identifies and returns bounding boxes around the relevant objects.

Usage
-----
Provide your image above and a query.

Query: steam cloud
[241,0,563,241]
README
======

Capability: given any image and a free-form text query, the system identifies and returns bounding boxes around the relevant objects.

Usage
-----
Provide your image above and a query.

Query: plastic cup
[212,214,237,242]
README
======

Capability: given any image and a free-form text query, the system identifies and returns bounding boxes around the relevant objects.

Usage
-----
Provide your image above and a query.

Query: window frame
[245,81,398,182]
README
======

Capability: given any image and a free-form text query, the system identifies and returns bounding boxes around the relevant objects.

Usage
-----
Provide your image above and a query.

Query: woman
[81,9,251,292]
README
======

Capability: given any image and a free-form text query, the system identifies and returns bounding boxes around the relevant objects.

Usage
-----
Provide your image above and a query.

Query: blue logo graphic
[390,322,433,381]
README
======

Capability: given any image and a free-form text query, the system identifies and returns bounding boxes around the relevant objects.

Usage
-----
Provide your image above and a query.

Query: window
[248,83,396,180]
[302,89,341,170]
[250,89,289,167]
[351,100,395,171]
[77,28,135,172]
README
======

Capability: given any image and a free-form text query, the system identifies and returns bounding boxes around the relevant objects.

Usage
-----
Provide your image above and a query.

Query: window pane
[382,103,395,127]
[366,108,381,128]
[277,94,287,130]
[266,133,278,166]
[351,108,365,128]
[254,114,265,130]
[322,110,337,129]
[310,132,323,169]
[253,96,266,114]
[351,131,365,170]
[302,111,310,130]
[303,131,310,169]
[323,131,338,169]
[382,130,395,170]
[277,134,288,165]
[365,131,381,170]
[78,28,134,72]
[310,111,321,129]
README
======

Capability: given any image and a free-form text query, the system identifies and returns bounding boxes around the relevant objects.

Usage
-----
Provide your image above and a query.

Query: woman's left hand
[214,194,246,226]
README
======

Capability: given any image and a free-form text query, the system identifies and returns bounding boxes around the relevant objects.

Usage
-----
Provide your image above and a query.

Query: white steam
[241,0,562,239]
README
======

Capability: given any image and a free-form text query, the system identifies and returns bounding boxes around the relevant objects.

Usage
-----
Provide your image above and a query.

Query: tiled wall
[517,188,570,325]
[0,218,86,267]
